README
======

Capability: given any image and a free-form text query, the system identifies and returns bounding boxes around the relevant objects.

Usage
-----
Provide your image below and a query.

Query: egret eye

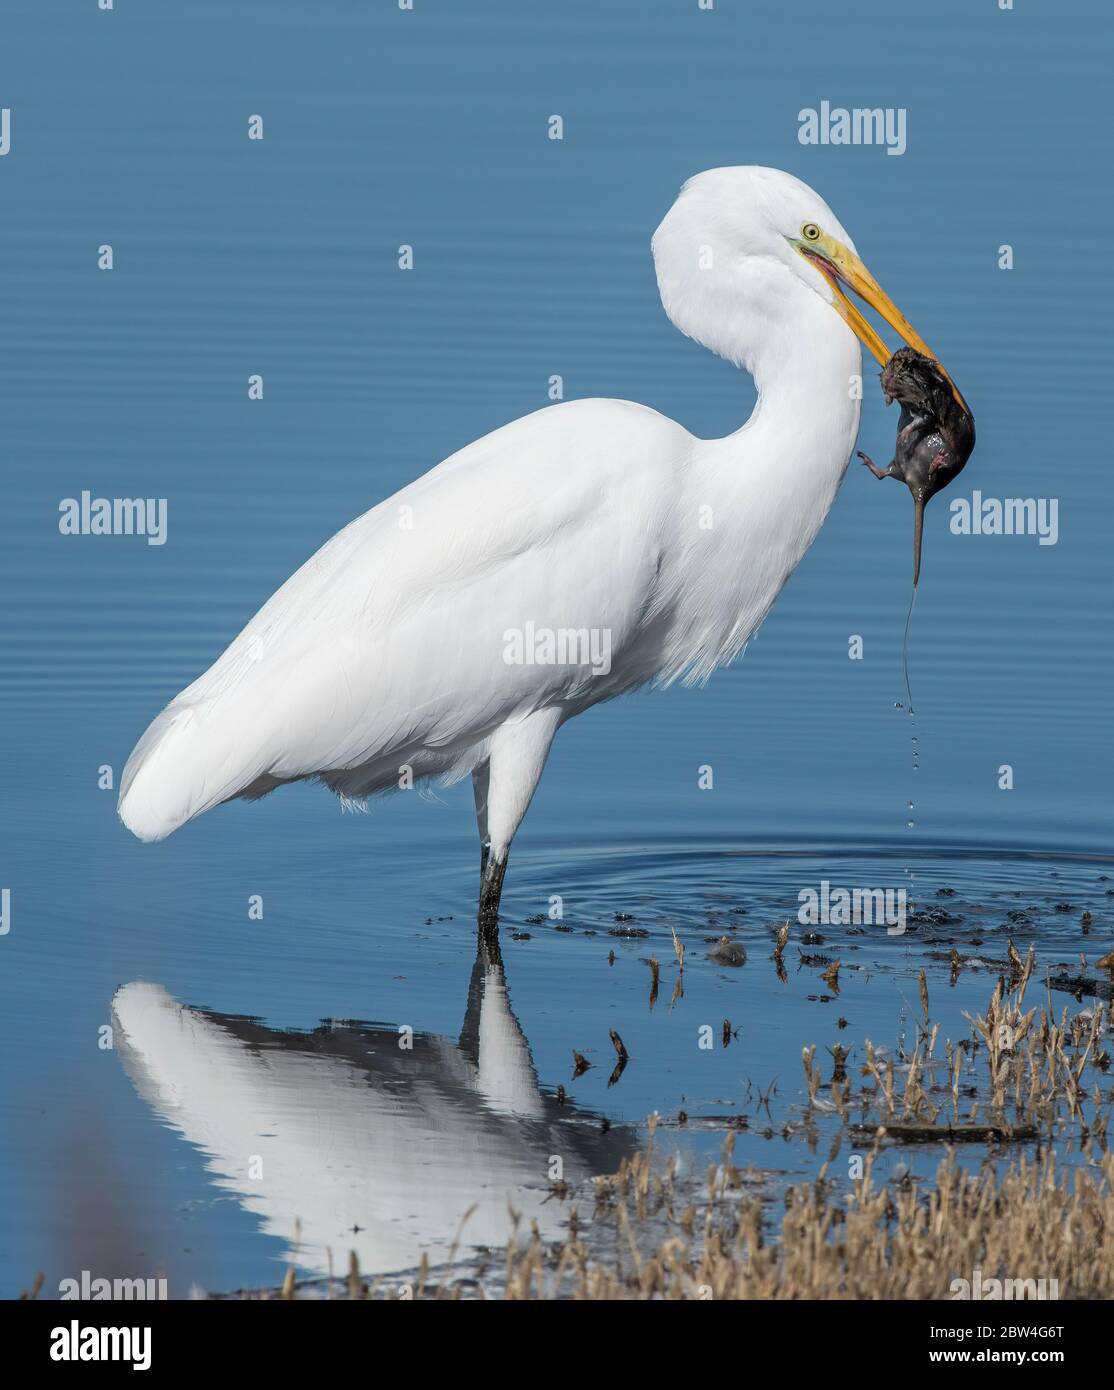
[802,222,821,242]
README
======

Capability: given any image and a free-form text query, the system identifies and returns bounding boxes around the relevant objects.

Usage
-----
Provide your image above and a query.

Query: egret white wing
[119,399,692,841]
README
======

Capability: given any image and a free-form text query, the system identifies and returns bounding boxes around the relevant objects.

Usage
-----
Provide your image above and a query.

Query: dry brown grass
[794,958,1111,1154]
[493,1142,1114,1300]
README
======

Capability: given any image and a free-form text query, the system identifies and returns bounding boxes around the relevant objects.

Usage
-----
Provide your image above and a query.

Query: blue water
[1,0,1111,1296]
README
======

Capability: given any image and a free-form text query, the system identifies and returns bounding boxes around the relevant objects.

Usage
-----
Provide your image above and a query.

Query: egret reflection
[111,933,631,1282]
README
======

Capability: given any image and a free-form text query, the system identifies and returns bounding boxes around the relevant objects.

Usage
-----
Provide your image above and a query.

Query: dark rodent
[857,346,976,585]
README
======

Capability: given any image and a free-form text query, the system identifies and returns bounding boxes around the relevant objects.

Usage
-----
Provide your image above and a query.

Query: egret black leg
[478,850,507,928]
[471,709,562,930]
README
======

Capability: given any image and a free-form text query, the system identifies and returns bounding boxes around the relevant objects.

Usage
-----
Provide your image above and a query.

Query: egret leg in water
[473,709,561,924]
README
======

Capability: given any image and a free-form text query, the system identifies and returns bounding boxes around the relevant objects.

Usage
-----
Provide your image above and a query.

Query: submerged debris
[849,1120,1038,1144]
[708,937,747,967]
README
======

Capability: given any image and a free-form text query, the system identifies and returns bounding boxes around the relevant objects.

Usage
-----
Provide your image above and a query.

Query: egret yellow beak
[793,231,969,414]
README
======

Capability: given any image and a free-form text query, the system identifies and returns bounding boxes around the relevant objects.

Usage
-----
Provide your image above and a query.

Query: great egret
[119,165,955,922]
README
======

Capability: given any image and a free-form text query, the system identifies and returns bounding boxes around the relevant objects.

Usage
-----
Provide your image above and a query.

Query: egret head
[652,166,965,409]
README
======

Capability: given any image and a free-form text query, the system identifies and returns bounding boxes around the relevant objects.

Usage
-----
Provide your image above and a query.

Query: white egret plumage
[119,166,951,921]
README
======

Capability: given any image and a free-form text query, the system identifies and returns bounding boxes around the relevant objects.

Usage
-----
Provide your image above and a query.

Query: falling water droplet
[892,578,920,855]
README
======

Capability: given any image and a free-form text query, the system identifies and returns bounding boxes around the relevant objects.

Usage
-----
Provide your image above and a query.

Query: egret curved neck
[659,255,869,680]
[740,289,863,473]
[695,291,864,599]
